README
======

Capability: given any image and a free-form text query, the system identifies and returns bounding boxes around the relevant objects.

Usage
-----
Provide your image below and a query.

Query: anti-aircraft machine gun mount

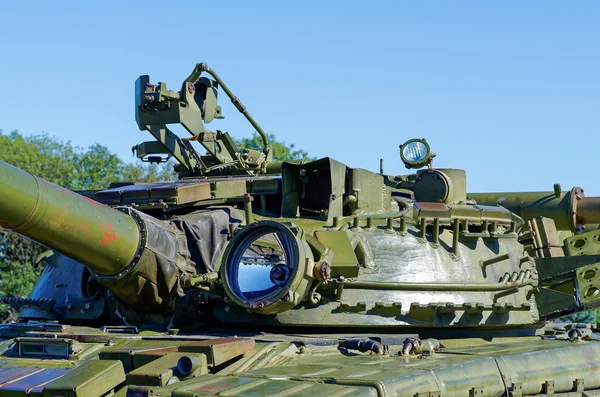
[1,63,600,396]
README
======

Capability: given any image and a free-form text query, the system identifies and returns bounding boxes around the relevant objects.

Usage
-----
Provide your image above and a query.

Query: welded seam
[11,172,42,231]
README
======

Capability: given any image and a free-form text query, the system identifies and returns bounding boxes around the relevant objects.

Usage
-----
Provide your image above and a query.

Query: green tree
[72,144,125,190]
[0,131,80,188]
[235,133,315,162]
[0,262,41,323]
[122,161,177,182]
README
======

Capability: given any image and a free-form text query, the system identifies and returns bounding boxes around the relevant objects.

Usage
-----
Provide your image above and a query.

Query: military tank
[1,63,600,397]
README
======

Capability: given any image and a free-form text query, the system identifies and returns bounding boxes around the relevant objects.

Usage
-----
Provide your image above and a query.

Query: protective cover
[170,206,244,273]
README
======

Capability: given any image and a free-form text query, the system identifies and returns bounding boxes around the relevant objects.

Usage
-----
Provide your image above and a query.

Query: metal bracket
[470,387,484,397]
[543,380,555,396]
[510,382,522,397]
[145,125,206,173]
[574,378,585,393]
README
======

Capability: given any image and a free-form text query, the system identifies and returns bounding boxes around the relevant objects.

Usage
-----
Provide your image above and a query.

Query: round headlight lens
[402,141,428,163]
[399,138,432,169]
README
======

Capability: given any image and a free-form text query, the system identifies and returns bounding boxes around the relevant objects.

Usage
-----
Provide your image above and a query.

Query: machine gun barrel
[469,187,600,232]
[0,160,142,275]
[577,197,600,225]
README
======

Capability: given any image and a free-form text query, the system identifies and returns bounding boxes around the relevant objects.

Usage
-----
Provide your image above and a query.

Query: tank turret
[2,129,600,331]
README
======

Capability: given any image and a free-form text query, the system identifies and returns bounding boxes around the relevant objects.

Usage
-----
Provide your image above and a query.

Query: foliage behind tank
[1,64,600,396]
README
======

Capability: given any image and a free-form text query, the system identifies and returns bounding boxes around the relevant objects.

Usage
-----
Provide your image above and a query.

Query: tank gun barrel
[469,187,600,232]
[0,160,141,275]
[0,160,187,311]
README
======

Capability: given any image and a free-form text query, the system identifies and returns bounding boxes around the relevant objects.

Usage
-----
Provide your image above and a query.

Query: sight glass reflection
[236,232,290,300]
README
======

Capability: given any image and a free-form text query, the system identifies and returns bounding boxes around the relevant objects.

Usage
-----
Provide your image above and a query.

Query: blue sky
[1,2,598,194]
